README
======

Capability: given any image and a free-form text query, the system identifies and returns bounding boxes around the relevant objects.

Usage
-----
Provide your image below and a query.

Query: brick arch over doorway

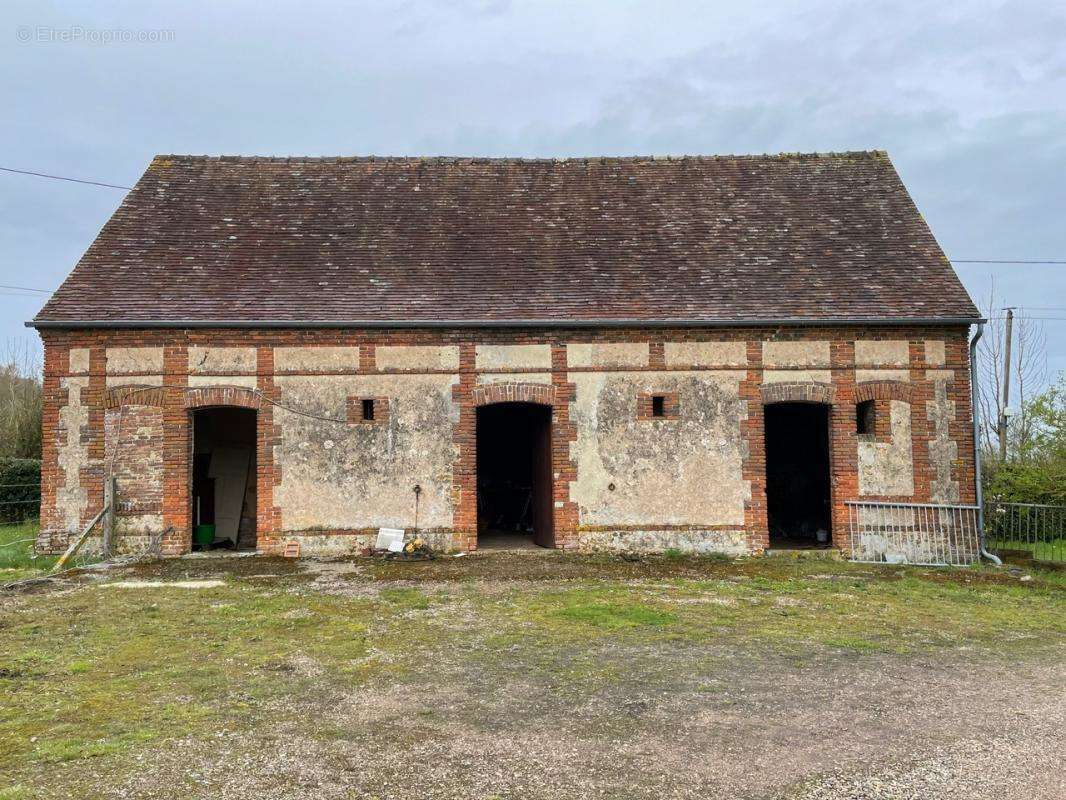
[755,381,840,552]
[184,385,262,410]
[759,382,836,406]
[157,384,270,556]
[471,382,556,408]
[453,379,577,551]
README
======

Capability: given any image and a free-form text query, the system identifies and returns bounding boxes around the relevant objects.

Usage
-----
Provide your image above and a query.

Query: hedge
[0,458,41,523]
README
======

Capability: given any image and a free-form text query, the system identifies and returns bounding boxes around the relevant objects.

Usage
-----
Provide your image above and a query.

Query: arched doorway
[475,402,553,548]
[190,407,258,550]
[764,402,832,548]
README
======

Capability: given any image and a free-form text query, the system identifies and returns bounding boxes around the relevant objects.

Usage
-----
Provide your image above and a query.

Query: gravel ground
[8,554,1063,799]
[98,647,1064,800]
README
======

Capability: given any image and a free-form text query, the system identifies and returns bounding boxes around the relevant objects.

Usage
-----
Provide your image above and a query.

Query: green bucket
[193,524,216,546]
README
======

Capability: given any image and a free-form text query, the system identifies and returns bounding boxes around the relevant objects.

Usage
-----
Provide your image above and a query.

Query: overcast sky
[3,0,1064,385]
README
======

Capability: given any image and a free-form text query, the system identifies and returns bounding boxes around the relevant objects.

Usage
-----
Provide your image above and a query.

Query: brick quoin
[34,325,980,556]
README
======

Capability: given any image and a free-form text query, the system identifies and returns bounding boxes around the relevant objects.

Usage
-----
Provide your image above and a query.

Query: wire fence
[846,501,982,566]
[984,502,1066,564]
[0,481,40,526]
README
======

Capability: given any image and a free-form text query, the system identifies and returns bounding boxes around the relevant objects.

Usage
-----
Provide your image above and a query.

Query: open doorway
[764,403,832,548]
[191,408,257,550]
[476,402,553,549]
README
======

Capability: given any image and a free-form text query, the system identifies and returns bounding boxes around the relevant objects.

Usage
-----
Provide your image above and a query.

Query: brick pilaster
[550,343,579,549]
[256,345,282,553]
[161,342,189,554]
[80,346,106,528]
[741,340,769,551]
[37,337,66,543]
[451,343,478,550]
[829,340,858,549]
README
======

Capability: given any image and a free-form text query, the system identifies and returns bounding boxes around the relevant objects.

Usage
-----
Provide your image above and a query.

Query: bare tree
[977,283,1048,462]
[0,339,43,460]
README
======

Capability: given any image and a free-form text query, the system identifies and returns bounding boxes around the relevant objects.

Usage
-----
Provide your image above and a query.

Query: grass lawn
[0,521,57,582]
[1,551,1064,799]
[986,536,1066,564]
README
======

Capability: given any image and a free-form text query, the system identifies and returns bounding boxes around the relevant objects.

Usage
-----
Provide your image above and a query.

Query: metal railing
[846,501,981,566]
[984,501,1066,564]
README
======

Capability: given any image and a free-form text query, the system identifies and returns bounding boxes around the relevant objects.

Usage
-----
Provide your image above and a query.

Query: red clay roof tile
[32,151,980,326]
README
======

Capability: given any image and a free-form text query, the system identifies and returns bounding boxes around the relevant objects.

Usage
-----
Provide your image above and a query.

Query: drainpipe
[970,323,1001,565]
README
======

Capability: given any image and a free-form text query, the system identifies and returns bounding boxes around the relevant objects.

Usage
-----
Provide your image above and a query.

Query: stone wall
[36,326,978,557]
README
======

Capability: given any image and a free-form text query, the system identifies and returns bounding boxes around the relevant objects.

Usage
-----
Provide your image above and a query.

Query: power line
[952,259,1066,264]
[0,284,51,294]
[0,165,1065,253]
[0,166,132,191]
[988,316,1066,322]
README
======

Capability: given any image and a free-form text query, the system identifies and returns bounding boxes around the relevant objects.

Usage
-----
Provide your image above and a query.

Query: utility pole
[999,307,1014,461]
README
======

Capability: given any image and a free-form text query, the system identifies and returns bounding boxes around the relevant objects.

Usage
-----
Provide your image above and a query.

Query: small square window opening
[651,395,666,418]
[362,398,375,422]
[856,400,875,435]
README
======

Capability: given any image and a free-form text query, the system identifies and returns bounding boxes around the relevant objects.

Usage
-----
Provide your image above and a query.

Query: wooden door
[531,409,554,548]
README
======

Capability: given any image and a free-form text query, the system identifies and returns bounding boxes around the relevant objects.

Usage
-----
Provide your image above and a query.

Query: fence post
[102,476,116,558]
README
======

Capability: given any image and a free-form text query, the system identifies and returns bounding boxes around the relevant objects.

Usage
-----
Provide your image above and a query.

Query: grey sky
[3,0,1064,383]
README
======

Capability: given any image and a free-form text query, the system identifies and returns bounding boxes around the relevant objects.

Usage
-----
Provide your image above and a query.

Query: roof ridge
[151,150,889,165]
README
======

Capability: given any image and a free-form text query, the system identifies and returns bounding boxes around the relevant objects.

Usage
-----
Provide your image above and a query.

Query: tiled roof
[32,151,980,327]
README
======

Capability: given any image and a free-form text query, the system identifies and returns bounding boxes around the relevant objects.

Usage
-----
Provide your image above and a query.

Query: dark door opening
[764,402,832,548]
[192,407,257,550]
[476,402,553,549]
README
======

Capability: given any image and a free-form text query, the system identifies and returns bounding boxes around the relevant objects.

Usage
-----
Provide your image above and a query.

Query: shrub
[0,458,41,523]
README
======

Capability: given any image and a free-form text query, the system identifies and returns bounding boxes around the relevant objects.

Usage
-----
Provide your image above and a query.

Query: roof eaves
[27,315,986,330]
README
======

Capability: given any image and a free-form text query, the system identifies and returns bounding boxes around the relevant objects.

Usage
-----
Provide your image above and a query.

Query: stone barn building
[31,152,983,557]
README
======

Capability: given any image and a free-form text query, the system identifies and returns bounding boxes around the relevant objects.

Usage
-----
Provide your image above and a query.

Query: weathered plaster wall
[377,345,459,371]
[106,375,164,387]
[273,373,459,532]
[763,341,830,367]
[855,369,910,383]
[924,340,947,366]
[576,528,748,554]
[927,370,960,502]
[56,376,90,531]
[858,399,915,496]
[475,343,552,370]
[187,375,258,389]
[854,340,909,366]
[762,341,831,384]
[763,369,832,384]
[282,529,456,557]
[569,370,749,528]
[188,346,257,374]
[664,341,746,367]
[567,342,649,368]
[68,348,90,374]
[275,346,361,371]
[476,371,552,385]
[106,347,163,374]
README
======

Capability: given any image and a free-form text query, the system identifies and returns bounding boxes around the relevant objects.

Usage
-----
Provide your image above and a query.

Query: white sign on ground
[376,528,406,552]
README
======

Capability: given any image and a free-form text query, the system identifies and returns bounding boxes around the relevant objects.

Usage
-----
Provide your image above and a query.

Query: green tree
[0,341,43,460]
[984,374,1066,505]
